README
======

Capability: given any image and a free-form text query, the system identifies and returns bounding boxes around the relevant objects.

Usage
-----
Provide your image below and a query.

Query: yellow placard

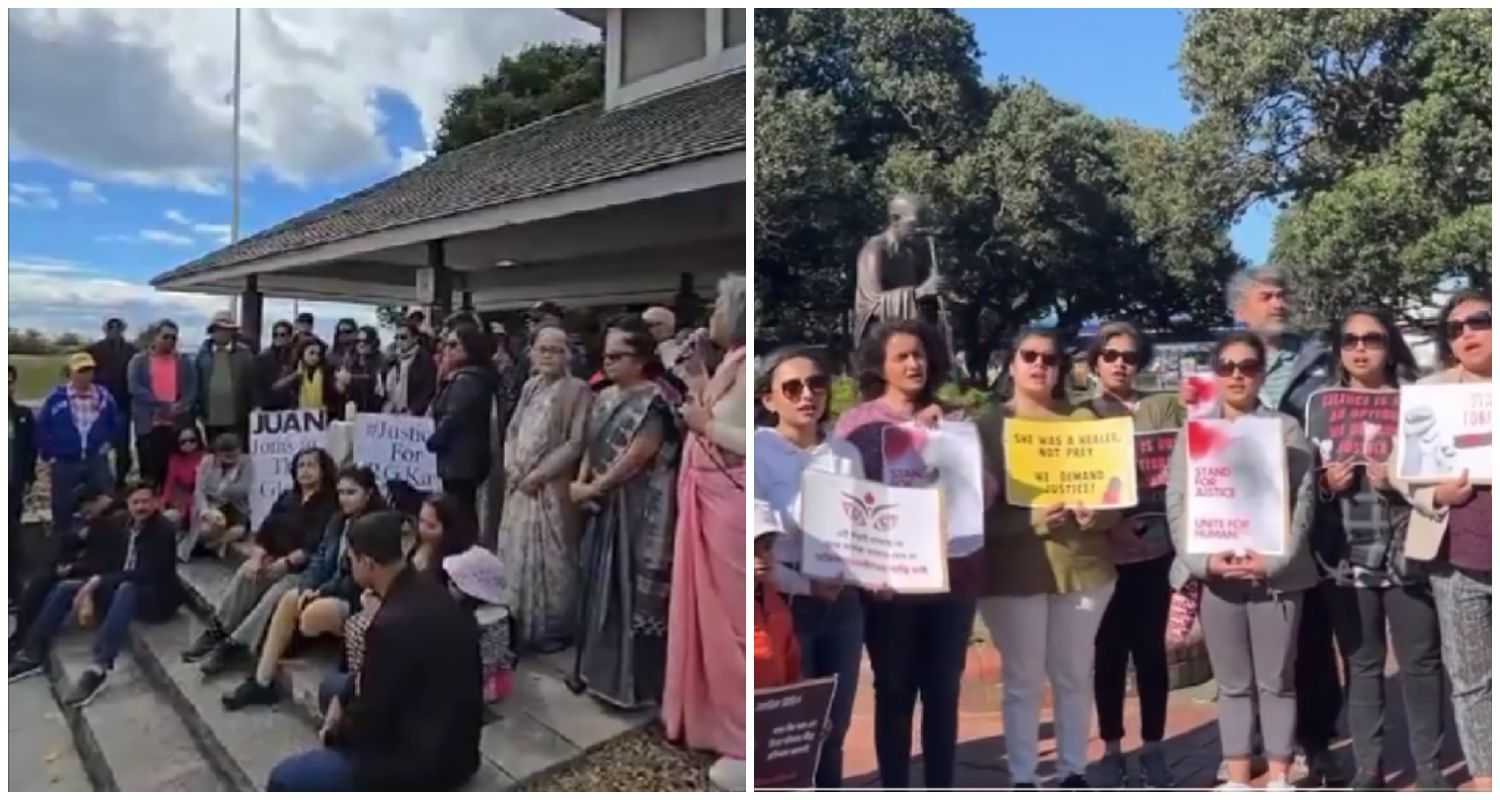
[1003,416,1138,509]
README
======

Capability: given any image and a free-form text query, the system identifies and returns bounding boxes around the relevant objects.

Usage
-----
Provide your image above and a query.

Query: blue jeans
[267,671,356,791]
[49,455,111,537]
[790,589,864,789]
[25,579,137,670]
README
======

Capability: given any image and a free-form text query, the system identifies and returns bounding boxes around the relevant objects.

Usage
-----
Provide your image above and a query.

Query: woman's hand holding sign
[1321,461,1357,494]
[1208,551,1267,582]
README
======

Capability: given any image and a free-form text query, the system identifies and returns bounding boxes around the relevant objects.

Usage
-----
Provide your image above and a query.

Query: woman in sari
[567,315,681,708]
[500,325,593,653]
[664,275,748,781]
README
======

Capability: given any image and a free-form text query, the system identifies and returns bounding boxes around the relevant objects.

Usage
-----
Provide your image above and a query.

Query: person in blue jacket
[37,352,122,537]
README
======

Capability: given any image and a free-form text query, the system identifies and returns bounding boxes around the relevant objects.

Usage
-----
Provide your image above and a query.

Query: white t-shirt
[753,426,865,596]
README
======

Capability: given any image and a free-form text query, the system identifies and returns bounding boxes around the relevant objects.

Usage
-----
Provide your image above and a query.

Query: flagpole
[230,7,242,317]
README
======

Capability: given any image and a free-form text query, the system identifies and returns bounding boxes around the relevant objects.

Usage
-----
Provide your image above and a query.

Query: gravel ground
[523,724,715,792]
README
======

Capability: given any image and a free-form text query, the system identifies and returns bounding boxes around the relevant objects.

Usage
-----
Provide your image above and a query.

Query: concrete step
[8,670,93,791]
[40,629,230,791]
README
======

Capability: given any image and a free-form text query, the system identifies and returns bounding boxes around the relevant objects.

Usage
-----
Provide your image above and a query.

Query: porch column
[422,239,454,324]
[674,272,703,329]
[240,275,263,353]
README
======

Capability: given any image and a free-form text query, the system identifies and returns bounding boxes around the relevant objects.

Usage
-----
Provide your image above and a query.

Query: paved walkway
[841,642,1475,790]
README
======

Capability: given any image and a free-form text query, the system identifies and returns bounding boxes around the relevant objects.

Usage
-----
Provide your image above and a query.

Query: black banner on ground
[753,676,838,789]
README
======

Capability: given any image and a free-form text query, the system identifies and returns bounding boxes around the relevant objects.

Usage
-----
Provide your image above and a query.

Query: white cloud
[164,209,192,225]
[68,179,106,203]
[395,146,431,174]
[140,228,196,246]
[194,223,232,245]
[10,182,60,209]
[8,9,598,193]
[10,256,91,275]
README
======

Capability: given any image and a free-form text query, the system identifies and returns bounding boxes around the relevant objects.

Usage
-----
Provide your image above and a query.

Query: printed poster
[1133,430,1178,517]
[799,470,947,594]
[754,677,838,789]
[1304,388,1400,466]
[1395,383,1492,484]
[1003,416,1137,509]
[1184,417,1287,556]
[249,410,329,530]
[881,420,985,558]
[353,414,439,491]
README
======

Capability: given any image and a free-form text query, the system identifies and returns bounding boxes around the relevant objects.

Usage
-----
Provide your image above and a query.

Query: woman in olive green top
[975,328,1120,789]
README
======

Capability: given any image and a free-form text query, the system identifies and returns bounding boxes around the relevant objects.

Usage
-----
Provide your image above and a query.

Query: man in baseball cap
[37,352,121,538]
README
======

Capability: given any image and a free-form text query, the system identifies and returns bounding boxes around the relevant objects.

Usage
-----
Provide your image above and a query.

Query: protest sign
[1003,416,1137,509]
[249,409,329,529]
[1134,430,1178,517]
[353,414,439,491]
[1304,388,1399,466]
[1185,417,1287,555]
[881,420,985,557]
[1395,383,1492,484]
[800,470,947,593]
[1184,372,1218,419]
[754,677,838,790]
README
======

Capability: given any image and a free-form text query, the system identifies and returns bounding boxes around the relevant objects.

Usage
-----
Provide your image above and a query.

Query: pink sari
[662,348,746,758]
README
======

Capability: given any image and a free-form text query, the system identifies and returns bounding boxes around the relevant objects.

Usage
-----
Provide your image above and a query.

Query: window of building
[724,9,745,48]
[621,9,707,84]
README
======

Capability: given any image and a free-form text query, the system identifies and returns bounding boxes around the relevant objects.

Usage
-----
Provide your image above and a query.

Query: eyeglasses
[1214,359,1264,378]
[1444,311,1492,341]
[780,374,830,402]
[1099,349,1140,367]
[1340,332,1388,351]
[1018,349,1060,368]
[602,351,637,363]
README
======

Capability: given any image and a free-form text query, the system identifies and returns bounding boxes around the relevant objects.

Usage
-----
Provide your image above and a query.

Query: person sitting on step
[8,481,183,708]
[9,486,124,656]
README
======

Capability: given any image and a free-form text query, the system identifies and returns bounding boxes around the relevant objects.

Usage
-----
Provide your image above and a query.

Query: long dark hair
[1435,288,1491,367]
[1328,308,1419,388]
[756,345,834,428]
[420,493,478,574]
[290,446,338,499]
[856,320,949,405]
[335,465,387,518]
[447,321,495,368]
[294,337,326,372]
[1009,327,1071,401]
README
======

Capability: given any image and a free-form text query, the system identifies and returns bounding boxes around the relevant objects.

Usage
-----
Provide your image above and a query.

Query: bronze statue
[852,194,950,348]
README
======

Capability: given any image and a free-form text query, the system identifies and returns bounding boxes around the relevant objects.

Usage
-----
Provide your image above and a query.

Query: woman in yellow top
[272,338,338,419]
[975,327,1120,789]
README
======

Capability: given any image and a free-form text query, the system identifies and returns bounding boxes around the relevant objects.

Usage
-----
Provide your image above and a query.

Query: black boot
[182,627,227,662]
[199,641,246,677]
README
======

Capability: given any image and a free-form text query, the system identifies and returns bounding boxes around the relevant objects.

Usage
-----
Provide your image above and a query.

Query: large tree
[1180,8,1491,327]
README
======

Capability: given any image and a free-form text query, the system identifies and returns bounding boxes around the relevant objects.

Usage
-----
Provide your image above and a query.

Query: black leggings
[1295,583,1344,754]
[1094,554,1173,743]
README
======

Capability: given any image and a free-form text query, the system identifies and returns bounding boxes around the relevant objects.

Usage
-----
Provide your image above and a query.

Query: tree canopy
[433,41,604,156]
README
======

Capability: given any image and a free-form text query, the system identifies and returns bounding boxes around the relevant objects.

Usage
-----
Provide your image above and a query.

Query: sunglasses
[1214,359,1264,378]
[1099,349,1140,367]
[1444,311,1492,341]
[780,374,831,402]
[1018,349,1060,368]
[394,334,410,342]
[1340,332,1388,351]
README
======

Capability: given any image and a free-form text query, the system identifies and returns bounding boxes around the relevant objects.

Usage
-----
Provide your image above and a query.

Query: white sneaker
[1265,775,1296,791]
[1217,781,1251,791]
[708,757,745,792]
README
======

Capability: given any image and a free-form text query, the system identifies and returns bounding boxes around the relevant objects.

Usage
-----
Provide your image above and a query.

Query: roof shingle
[152,70,744,286]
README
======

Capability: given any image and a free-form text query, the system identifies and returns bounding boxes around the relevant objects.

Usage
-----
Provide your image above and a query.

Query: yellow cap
[68,352,97,373]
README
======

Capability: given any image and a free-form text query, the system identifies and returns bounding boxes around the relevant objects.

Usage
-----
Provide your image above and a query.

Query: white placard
[1395,383,1493,484]
[249,410,329,530]
[353,414,439,491]
[1185,417,1288,556]
[799,470,947,594]
[881,421,985,557]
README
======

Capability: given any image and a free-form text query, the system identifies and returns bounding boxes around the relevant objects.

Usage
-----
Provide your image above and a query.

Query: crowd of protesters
[753,265,1491,791]
[8,277,751,790]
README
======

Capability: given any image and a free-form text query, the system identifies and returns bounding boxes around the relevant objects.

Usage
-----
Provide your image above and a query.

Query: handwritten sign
[1304,388,1399,466]
[249,410,329,529]
[1395,383,1492,484]
[881,421,985,557]
[1003,416,1137,509]
[754,677,838,789]
[1134,430,1178,517]
[800,471,947,593]
[1185,417,1287,555]
[353,414,439,491]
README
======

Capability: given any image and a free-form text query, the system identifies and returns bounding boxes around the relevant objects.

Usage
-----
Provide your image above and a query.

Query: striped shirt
[67,385,104,446]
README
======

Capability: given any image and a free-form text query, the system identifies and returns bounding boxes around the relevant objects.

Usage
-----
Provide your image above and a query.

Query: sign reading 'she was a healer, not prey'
[1003,416,1138,509]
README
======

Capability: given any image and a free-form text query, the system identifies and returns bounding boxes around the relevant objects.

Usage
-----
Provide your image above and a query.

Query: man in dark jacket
[38,352,122,538]
[267,511,481,790]
[10,366,38,608]
[9,482,182,707]
[254,320,298,411]
[197,311,256,446]
[380,322,437,415]
[86,318,137,488]
[9,487,121,654]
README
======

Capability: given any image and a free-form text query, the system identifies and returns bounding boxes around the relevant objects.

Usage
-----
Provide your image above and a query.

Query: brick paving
[841,642,1476,790]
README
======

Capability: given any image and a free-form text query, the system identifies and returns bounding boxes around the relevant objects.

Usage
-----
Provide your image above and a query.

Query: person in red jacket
[160,426,206,532]
[753,501,800,690]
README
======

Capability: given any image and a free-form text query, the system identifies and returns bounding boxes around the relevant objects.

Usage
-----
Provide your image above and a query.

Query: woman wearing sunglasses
[160,425,206,532]
[975,328,1120,789]
[1165,332,1318,790]
[1311,308,1447,789]
[1084,321,1186,788]
[274,338,339,419]
[753,345,865,788]
[835,320,980,789]
[1392,288,1491,791]
[427,322,500,518]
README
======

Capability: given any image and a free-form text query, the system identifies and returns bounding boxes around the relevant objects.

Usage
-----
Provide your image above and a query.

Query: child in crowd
[753,500,799,689]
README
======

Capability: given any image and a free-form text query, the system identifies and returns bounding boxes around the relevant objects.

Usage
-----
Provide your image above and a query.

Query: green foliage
[1181,8,1491,325]
[433,41,604,156]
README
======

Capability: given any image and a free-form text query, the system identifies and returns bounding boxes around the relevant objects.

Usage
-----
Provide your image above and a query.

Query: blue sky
[960,8,1276,264]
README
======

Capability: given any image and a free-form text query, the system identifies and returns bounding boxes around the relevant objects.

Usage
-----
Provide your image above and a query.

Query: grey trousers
[215,565,301,649]
[1200,581,1304,762]
[1429,564,1492,778]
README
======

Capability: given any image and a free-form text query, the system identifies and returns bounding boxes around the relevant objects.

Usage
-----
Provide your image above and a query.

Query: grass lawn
[9,354,70,403]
